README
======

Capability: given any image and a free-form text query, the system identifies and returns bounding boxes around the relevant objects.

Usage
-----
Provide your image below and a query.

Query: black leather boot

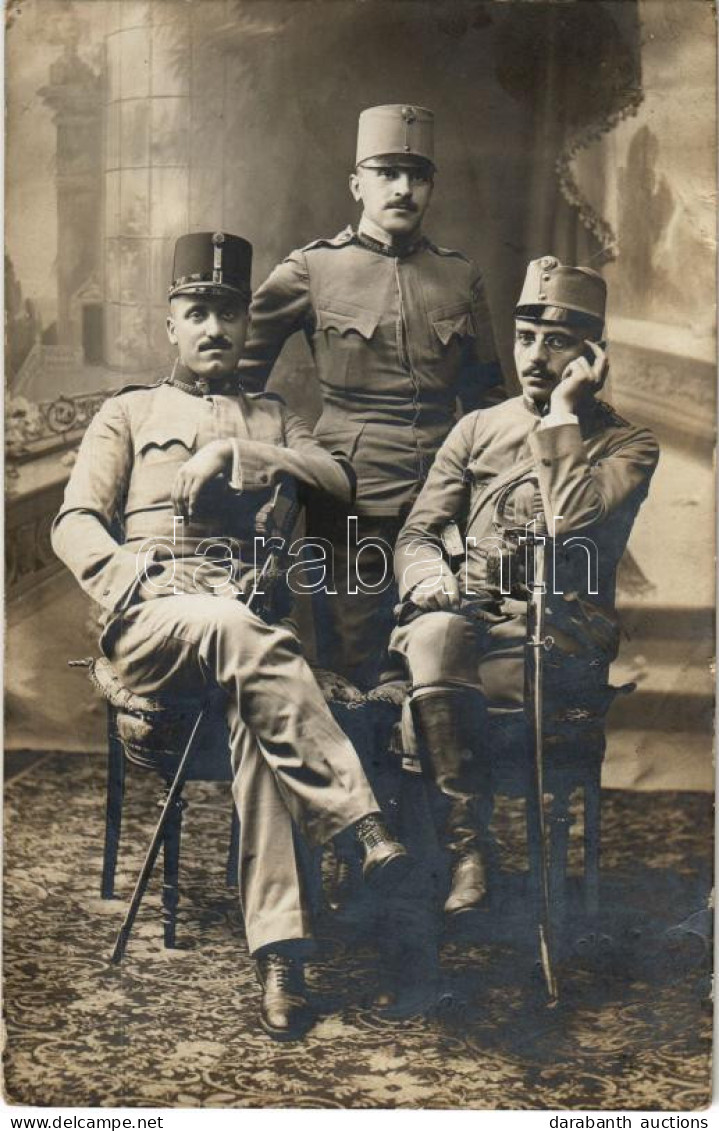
[443,798,490,915]
[353,813,411,891]
[411,689,493,916]
[255,951,316,1041]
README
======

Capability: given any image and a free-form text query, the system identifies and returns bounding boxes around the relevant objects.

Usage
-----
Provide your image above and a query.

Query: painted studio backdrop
[4,0,715,1111]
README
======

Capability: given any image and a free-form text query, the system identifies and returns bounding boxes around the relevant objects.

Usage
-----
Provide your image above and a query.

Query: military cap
[168,231,252,302]
[516,256,606,326]
[356,104,435,169]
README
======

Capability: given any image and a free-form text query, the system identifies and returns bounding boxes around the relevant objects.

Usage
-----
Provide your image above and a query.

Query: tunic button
[542,459,552,467]
[258,473,268,484]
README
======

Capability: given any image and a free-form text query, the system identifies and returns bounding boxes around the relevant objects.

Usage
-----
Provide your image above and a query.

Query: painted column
[103,0,236,372]
[40,44,103,349]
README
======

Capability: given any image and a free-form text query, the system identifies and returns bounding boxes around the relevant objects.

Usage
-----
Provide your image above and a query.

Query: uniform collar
[165,360,241,398]
[355,215,427,259]
[522,394,547,419]
[520,391,606,434]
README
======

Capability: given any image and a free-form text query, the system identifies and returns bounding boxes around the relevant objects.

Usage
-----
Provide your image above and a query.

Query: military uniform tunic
[51,367,379,955]
[241,226,504,515]
[390,396,659,714]
[240,227,505,686]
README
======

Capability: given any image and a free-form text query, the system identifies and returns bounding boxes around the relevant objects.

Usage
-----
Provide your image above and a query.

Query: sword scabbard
[524,536,559,1005]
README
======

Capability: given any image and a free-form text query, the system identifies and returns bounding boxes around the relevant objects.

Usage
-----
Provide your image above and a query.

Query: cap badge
[212,232,225,284]
[401,105,417,152]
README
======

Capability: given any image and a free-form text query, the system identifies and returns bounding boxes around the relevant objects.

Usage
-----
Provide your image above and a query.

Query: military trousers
[101,593,378,954]
[309,508,404,691]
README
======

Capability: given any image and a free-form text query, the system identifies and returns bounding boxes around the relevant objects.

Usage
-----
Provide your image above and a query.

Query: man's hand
[549,341,609,416]
[172,440,232,522]
[410,570,461,612]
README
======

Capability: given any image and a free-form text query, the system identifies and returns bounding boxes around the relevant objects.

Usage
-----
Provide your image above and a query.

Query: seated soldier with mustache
[389,257,659,919]
[52,231,411,1042]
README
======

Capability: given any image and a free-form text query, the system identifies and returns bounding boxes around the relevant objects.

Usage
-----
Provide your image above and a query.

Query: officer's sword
[523,517,559,1006]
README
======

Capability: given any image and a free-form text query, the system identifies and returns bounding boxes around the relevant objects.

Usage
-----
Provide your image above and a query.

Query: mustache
[386,200,418,212]
[199,338,232,351]
[523,366,551,379]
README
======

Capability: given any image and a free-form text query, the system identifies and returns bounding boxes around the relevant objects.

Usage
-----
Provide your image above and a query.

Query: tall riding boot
[411,688,493,916]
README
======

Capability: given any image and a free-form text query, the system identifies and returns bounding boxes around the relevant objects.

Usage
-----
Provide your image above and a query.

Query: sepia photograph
[4,0,715,1112]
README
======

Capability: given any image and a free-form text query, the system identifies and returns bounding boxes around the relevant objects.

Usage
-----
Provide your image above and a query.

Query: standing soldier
[240,104,505,690]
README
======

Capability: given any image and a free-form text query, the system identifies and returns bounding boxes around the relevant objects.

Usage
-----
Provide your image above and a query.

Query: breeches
[389,609,527,709]
[101,594,377,954]
[389,604,612,714]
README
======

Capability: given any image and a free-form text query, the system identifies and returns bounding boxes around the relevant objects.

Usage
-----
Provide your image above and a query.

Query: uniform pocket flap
[316,305,380,340]
[313,421,367,461]
[135,419,198,456]
[431,306,475,346]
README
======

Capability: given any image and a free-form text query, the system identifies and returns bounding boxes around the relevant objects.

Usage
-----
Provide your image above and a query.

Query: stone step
[607,690,712,733]
[609,603,713,735]
[603,728,712,792]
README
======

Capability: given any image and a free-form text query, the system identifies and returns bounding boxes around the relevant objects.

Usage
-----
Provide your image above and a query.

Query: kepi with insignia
[356,104,435,169]
[169,231,253,303]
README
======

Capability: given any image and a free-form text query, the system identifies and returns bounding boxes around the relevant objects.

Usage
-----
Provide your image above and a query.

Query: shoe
[444,848,489,915]
[255,952,316,1041]
[371,984,398,1009]
[374,976,454,1020]
[353,813,411,891]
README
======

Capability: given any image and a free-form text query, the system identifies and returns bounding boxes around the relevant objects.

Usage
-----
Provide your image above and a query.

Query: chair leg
[161,787,186,949]
[102,705,126,900]
[226,805,240,888]
[583,765,601,919]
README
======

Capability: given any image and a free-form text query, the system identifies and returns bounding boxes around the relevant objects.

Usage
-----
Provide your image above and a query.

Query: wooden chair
[71,655,236,955]
[383,669,637,987]
[99,684,239,904]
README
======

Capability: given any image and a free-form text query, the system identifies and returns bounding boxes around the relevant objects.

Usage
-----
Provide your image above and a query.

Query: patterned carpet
[3,752,712,1109]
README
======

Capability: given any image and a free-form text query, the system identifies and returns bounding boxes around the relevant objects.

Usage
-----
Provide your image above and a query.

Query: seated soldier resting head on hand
[389,256,659,919]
